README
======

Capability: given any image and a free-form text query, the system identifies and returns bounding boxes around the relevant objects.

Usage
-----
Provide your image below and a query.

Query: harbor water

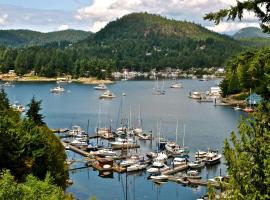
[4,79,243,200]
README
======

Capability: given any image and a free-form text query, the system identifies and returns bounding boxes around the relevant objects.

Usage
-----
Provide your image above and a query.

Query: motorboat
[68,125,86,137]
[172,157,188,166]
[243,107,254,113]
[138,132,151,140]
[95,149,117,157]
[133,127,142,135]
[189,91,202,99]
[147,163,169,174]
[110,137,134,147]
[50,85,65,93]
[202,150,222,165]
[170,83,182,88]
[188,160,205,169]
[94,83,107,90]
[195,150,207,159]
[127,163,147,172]
[150,174,169,181]
[99,90,116,99]
[165,141,189,156]
[70,139,87,146]
[184,170,201,179]
[234,105,242,111]
[3,82,15,87]
[120,155,141,167]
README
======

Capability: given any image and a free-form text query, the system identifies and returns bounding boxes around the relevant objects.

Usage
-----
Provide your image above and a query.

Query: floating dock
[111,144,140,150]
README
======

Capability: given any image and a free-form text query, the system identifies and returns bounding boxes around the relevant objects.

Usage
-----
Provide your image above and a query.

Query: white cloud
[0,13,8,25]
[58,24,69,31]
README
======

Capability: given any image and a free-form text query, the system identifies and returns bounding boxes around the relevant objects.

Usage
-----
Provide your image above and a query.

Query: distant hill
[0,29,92,47]
[233,27,270,39]
[78,12,242,70]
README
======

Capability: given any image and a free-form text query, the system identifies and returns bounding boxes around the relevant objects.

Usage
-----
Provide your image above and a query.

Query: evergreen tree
[204,1,270,33]
[26,96,44,126]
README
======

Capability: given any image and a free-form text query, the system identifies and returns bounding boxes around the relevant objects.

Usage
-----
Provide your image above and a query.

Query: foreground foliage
[221,102,270,199]
[220,47,270,98]
[0,170,73,200]
[0,89,68,187]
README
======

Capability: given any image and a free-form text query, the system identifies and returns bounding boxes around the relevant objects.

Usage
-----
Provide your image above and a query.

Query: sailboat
[96,104,114,139]
[153,78,165,95]
[133,104,142,135]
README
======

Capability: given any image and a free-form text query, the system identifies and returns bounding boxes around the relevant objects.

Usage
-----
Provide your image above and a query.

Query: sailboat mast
[129,104,132,130]
[176,120,178,144]
[138,104,141,128]
[183,124,186,147]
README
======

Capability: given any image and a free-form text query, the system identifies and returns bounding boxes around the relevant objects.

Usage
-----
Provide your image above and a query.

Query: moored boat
[94,83,107,90]
[202,150,222,165]
[50,85,65,93]
[99,90,116,99]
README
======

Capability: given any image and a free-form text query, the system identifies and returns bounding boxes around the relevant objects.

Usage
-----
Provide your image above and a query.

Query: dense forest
[220,47,270,98]
[0,13,246,78]
[0,29,92,47]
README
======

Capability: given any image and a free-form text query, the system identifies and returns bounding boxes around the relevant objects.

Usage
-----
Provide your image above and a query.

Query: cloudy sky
[0,0,260,34]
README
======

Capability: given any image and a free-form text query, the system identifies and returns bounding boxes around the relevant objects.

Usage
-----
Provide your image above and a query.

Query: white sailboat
[153,78,165,95]
[133,104,142,134]
[170,79,182,88]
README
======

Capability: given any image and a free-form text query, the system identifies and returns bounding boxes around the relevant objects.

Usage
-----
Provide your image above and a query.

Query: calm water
[4,79,243,200]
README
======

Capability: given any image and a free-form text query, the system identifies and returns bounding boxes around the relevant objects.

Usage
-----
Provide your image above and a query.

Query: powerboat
[110,137,134,147]
[172,157,188,166]
[188,160,205,169]
[202,150,222,165]
[138,132,151,140]
[127,163,147,172]
[95,149,117,157]
[50,85,65,93]
[120,155,141,167]
[99,90,116,99]
[184,170,201,179]
[94,83,107,90]
[150,174,169,181]
[147,163,169,174]
[170,83,182,88]
[195,150,207,159]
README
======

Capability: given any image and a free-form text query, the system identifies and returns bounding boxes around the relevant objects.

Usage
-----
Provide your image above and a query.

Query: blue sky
[0,0,259,34]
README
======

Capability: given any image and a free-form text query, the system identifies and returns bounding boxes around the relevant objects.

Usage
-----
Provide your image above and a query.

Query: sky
[0,0,260,34]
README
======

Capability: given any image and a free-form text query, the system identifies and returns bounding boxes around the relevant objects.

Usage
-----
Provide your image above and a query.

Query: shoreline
[0,75,114,85]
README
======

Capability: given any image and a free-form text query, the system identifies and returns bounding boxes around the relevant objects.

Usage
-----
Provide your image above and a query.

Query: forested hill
[0,29,92,47]
[233,27,270,39]
[78,13,242,70]
[0,13,245,78]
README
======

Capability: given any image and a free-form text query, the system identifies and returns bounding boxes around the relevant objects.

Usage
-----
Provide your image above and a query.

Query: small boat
[188,160,205,169]
[184,170,201,179]
[127,163,147,172]
[172,157,188,166]
[234,105,242,111]
[94,83,107,90]
[50,85,65,93]
[109,137,134,147]
[120,155,141,167]
[99,90,116,99]
[202,150,222,165]
[170,83,182,88]
[195,150,207,159]
[147,163,169,174]
[3,82,15,87]
[138,132,151,140]
[68,125,87,137]
[150,174,169,181]
[243,107,254,113]
[95,149,117,157]
[189,91,202,99]
[70,139,87,146]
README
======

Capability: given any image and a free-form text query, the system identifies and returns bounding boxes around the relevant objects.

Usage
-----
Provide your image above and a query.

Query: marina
[3,79,243,200]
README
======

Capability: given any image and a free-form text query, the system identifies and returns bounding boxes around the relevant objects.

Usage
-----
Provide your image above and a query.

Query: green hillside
[0,13,246,78]
[78,13,242,70]
[233,27,270,39]
[0,29,92,47]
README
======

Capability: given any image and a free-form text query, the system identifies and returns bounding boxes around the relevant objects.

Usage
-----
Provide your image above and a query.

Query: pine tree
[26,96,44,126]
